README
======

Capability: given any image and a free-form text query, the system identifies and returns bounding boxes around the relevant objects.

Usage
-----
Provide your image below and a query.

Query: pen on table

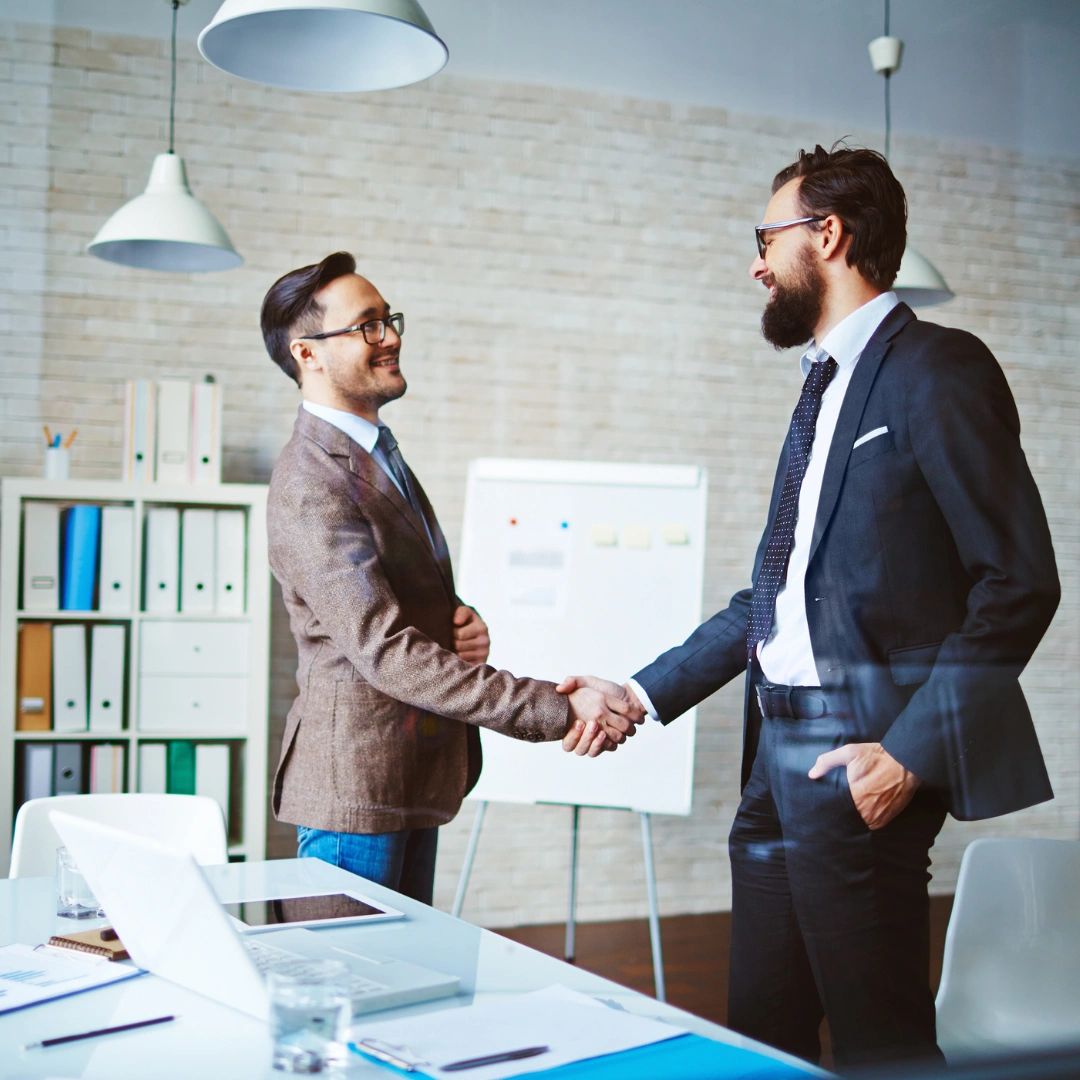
[63,428,78,449]
[442,1045,550,1072]
[24,1014,176,1050]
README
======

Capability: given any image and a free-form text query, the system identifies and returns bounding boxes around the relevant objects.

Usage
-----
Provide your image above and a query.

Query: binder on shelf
[195,743,230,828]
[22,743,54,802]
[60,505,102,611]
[122,379,157,482]
[156,379,191,484]
[180,509,215,614]
[89,624,126,732]
[214,509,246,614]
[52,624,89,732]
[190,379,222,484]
[167,741,196,795]
[98,506,135,613]
[53,743,83,795]
[144,507,180,612]
[16,622,52,731]
[138,743,168,794]
[89,744,124,794]
[21,502,60,611]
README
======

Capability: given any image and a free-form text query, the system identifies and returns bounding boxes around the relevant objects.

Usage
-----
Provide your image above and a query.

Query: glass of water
[268,959,351,1074]
[55,846,101,919]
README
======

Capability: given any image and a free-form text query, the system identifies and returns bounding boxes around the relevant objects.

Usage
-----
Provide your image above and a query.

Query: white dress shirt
[302,401,407,499]
[629,291,900,719]
[758,291,899,686]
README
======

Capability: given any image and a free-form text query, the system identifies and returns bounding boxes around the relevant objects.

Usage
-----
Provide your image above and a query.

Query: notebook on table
[49,812,460,1022]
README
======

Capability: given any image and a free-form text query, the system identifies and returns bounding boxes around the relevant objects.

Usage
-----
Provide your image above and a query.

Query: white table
[0,858,817,1078]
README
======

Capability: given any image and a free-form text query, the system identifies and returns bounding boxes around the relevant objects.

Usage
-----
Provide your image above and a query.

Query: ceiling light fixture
[88,0,242,273]
[197,0,448,93]
[868,0,953,306]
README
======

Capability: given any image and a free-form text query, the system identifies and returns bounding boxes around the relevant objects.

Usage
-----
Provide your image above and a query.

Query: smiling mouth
[371,357,400,369]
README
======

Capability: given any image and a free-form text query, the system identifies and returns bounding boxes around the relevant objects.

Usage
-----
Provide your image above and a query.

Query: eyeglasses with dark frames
[755,217,826,259]
[300,312,405,345]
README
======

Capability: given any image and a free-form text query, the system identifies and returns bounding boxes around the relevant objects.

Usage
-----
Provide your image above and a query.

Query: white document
[144,507,180,612]
[214,509,246,614]
[195,743,230,826]
[138,743,167,794]
[156,379,191,484]
[98,505,135,612]
[190,380,222,484]
[352,985,683,1080]
[52,624,88,732]
[180,508,216,614]
[89,624,125,732]
[22,502,60,611]
[122,378,157,483]
[21,744,54,801]
[0,943,142,1015]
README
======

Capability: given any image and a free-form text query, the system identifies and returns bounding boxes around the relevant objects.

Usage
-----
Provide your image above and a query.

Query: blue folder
[352,1033,821,1079]
[61,505,101,610]
[527,1034,820,1080]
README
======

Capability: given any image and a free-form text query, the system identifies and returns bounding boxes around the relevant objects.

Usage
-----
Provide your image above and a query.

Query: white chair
[935,837,1080,1062]
[9,793,228,878]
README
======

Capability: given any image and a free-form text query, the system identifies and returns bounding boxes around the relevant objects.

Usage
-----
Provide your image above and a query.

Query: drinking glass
[268,959,351,1073]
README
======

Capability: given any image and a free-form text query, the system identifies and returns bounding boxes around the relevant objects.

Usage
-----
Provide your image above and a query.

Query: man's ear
[818,213,849,262]
[290,338,322,375]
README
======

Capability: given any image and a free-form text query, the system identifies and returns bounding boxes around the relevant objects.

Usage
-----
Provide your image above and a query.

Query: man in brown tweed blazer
[261,252,633,903]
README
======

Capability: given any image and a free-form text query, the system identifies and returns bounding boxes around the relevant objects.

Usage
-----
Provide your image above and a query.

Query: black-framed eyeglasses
[301,312,405,345]
[755,217,825,259]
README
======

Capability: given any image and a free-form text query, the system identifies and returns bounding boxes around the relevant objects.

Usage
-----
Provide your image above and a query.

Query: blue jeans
[296,825,439,905]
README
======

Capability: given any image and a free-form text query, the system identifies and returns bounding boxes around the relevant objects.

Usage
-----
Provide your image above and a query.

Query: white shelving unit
[0,479,270,875]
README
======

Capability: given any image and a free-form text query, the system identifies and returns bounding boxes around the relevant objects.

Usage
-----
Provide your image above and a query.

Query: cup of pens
[43,427,75,480]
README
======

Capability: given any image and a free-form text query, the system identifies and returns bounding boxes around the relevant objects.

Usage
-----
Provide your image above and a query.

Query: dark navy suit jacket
[634,303,1059,821]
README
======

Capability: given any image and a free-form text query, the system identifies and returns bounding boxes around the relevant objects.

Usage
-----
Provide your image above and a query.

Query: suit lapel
[807,302,914,566]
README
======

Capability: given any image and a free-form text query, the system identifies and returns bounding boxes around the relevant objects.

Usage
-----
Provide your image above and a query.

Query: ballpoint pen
[64,428,78,449]
[24,1014,176,1050]
[442,1045,550,1072]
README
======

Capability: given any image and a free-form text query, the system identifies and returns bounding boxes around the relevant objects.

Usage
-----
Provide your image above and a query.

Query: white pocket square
[853,426,889,450]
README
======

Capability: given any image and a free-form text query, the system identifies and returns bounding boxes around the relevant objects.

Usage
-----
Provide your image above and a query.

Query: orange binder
[16,622,52,731]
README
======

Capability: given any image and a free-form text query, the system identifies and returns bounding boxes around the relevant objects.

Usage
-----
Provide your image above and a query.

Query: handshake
[557,676,647,757]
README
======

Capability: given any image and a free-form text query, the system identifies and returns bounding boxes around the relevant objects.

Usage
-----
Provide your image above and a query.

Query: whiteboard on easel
[456,459,706,817]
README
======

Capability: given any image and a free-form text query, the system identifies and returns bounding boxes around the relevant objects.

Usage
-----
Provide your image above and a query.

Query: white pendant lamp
[868,2,953,307]
[198,0,448,92]
[88,0,241,273]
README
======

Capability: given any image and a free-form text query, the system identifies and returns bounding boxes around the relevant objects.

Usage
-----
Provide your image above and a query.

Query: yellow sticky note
[590,524,617,547]
[662,524,689,545]
[621,525,651,550]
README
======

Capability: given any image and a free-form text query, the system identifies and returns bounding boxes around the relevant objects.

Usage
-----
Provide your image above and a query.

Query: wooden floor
[496,896,954,1064]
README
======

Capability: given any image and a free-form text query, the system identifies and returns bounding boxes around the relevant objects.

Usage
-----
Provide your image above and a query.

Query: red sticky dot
[509,517,518,526]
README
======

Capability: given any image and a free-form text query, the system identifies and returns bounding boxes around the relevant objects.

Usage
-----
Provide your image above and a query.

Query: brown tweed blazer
[267,406,570,834]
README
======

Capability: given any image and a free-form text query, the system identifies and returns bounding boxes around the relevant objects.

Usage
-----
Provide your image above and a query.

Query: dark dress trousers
[633,303,1060,1066]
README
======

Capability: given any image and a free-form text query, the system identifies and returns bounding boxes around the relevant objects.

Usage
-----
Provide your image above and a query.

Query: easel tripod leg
[565,805,580,962]
[641,811,666,1001]
[451,801,487,918]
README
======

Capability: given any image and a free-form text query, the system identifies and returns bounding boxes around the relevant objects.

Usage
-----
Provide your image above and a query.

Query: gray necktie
[376,425,434,547]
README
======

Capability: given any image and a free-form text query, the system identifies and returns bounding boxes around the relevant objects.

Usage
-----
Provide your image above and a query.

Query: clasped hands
[557,675,646,758]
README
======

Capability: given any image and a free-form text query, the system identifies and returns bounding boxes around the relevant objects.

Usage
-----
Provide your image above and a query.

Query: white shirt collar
[800,291,900,375]
[302,400,380,453]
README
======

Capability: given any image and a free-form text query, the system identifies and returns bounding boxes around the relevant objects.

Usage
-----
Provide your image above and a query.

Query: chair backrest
[935,837,1080,1061]
[9,793,228,878]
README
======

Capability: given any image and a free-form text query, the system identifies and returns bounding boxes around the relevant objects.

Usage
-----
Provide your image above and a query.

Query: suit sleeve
[269,464,569,743]
[880,330,1059,813]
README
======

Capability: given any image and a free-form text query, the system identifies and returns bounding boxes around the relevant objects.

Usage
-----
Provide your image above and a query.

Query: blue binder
[61,505,101,610]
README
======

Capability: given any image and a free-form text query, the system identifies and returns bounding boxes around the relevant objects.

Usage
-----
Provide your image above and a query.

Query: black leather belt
[756,682,835,720]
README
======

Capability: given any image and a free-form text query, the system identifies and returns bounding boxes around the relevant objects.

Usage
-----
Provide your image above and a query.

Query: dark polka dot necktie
[746,354,838,659]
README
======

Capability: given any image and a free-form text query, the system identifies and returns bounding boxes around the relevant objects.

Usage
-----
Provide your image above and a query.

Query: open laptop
[49,811,460,1022]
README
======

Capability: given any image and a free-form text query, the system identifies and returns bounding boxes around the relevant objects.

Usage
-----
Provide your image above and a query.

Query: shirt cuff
[626,678,660,722]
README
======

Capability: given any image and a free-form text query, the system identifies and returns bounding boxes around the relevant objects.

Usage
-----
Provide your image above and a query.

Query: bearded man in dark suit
[561,145,1059,1068]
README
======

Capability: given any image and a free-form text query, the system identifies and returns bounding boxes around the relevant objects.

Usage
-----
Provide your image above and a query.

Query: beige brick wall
[2,21,1076,926]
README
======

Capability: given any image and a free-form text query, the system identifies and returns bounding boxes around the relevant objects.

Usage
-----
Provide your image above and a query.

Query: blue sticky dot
[560,521,569,529]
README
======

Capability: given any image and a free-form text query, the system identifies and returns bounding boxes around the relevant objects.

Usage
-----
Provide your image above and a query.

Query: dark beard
[760,247,824,349]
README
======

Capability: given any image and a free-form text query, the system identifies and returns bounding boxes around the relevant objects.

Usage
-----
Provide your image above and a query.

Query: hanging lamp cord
[883,0,892,160]
[168,0,179,154]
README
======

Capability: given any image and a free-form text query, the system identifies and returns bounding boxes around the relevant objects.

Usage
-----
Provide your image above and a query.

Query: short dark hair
[260,251,357,386]
[773,144,907,291]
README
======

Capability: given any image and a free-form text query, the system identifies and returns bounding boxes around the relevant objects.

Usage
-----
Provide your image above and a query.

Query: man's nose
[749,253,767,281]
